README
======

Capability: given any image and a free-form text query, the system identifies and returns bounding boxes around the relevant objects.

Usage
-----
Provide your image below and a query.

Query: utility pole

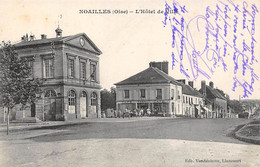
[7,107,9,135]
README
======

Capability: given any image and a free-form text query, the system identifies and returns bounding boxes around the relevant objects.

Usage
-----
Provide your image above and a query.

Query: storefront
[117,100,171,116]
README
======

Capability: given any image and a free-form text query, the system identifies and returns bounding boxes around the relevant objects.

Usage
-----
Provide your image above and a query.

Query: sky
[0,0,259,100]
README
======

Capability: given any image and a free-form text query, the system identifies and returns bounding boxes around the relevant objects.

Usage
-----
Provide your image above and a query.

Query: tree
[101,87,116,111]
[227,99,244,114]
[0,42,42,135]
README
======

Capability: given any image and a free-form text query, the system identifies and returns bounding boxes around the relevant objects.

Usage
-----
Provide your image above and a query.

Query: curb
[0,121,89,133]
[0,117,172,133]
[234,124,260,145]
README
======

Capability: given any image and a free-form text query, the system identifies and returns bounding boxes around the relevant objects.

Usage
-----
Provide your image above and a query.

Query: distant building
[115,62,183,116]
[1,27,102,121]
[199,81,227,118]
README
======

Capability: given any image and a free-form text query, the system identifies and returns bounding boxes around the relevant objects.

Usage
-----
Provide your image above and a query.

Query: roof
[199,85,226,100]
[14,36,67,46]
[178,82,204,98]
[115,67,181,86]
[14,33,102,54]
[206,86,226,100]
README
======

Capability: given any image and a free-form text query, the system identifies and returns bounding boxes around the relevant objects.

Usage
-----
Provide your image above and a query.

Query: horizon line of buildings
[0,28,233,122]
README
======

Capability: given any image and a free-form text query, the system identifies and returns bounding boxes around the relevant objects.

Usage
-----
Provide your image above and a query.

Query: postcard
[0,0,259,167]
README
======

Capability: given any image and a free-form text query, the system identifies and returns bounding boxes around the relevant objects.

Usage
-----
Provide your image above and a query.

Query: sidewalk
[0,117,172,133]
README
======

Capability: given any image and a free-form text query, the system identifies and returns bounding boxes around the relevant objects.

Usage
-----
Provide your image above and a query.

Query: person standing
[140,108,143,117]
[114,109,117,118]
[147,108,151,116]
[123,108,127,119]
[118,110,121,118]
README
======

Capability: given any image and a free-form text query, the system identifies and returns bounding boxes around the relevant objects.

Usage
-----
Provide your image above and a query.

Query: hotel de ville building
[1,27,102,121]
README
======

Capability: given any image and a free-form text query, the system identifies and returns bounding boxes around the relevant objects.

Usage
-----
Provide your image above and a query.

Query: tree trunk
[7,107,9,135]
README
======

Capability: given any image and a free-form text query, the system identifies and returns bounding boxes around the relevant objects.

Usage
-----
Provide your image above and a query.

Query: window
[91,92,97,105]
[80,91,87,97]
[186,97,188,104]
[43,59,54,78]
[140,89,145,98]
[68,59,74,78]
[68,90,76,106]
[177,90,180,99]
[171,89,174,99]
[124,90,129,99]
[90,63,96,81]
[45,90,56,97]
[156,89,162,99]
[80,61,86,79]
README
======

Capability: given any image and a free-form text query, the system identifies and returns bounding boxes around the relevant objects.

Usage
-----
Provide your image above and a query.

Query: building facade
[177,80,204,118]
[115,62,183,116]
[3,27,102,121]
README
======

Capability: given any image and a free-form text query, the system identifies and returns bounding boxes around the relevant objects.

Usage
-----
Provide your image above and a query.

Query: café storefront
[117,100,171,116]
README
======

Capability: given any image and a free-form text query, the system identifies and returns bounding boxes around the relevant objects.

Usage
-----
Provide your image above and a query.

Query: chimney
[209,81,214,88]
[177,79,186,84]
[21,36,25,41]
[201,80,206,97]
[188,81,194,88]
[41,34,47,39]
[21,34,28,41]
[29,34,35,41]
[149,61,168,74]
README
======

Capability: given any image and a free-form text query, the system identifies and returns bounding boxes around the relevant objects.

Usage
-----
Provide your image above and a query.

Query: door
[80,97,87,118]
[68,90,77,118]
[172,102,174,115]
[44,98,56,120]
[44,90,57,121]
[31,102,36,117]
[80,91,87,118]
[195,107,198,118]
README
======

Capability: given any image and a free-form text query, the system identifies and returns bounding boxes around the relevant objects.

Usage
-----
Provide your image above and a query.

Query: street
[0,118,259,167]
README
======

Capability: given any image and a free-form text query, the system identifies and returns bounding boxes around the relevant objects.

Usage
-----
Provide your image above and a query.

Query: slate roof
[199,85,226,100]
[206,85,226,100]
[115,67,181,86]
[178,82,204,98]
[14,33,102,54]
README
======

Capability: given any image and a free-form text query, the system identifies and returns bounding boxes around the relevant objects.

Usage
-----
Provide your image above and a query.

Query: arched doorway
[44,90,56,121]
[80,91,88,118]
[90,92,98,118]
[68,90,76,118]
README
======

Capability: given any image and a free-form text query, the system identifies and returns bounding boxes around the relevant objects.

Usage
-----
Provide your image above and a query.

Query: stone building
[199,81,227,118]
[1,27,102,121]
[115,62,183,116]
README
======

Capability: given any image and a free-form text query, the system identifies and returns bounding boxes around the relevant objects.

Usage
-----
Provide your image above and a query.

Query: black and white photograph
[0,0,260,166]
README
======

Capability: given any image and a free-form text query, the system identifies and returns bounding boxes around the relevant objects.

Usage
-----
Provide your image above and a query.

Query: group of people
[113,108,151,118]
